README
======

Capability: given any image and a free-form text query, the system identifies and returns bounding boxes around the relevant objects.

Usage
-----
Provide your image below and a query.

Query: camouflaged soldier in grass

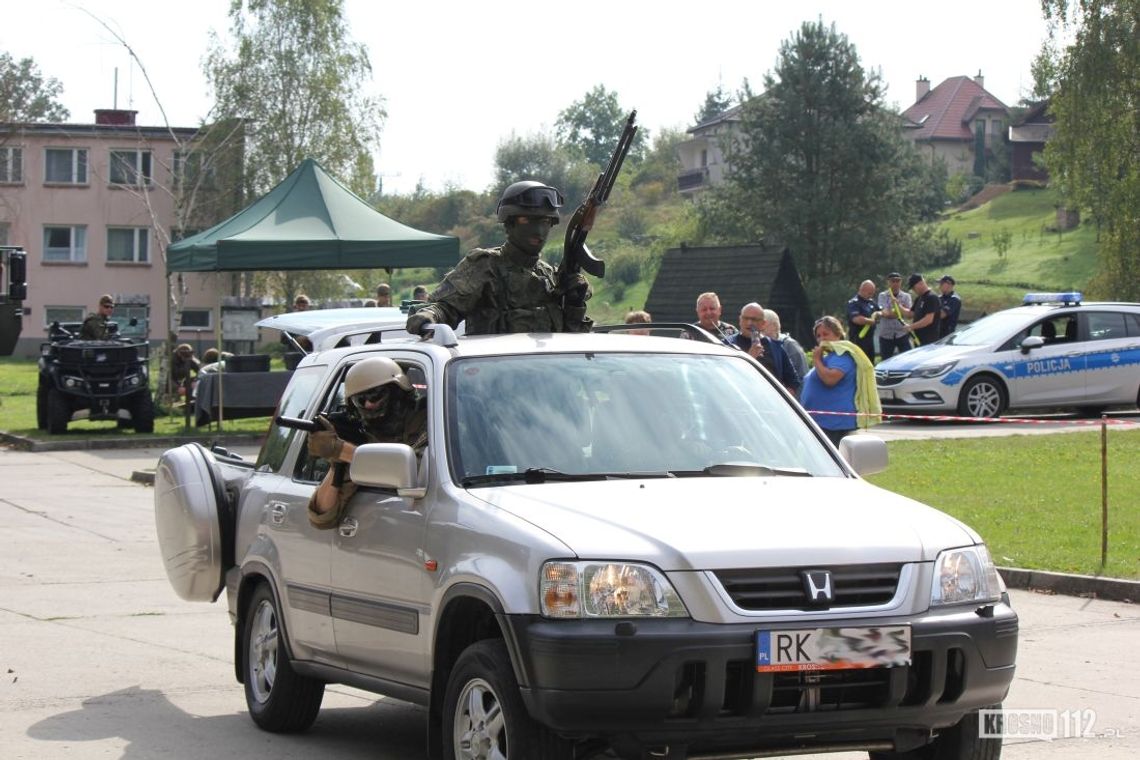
[405,181,592,336]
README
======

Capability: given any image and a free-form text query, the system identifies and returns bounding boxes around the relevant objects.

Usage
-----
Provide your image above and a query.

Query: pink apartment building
[0,108,242,357]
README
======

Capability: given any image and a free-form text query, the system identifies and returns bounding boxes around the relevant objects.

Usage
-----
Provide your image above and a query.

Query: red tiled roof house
[901,73,1010,177]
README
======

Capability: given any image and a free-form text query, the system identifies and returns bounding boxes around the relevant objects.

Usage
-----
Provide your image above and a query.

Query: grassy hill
[930,186,1099,315]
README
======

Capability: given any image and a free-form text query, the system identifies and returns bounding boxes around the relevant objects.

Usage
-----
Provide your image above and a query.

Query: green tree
[493,131,595,202]
[0,52,69,123]
[694,84,733,124]
[1041,0,1140,300]
[205,0,386,305]
[555,84,647,167]
[702,20,939,310]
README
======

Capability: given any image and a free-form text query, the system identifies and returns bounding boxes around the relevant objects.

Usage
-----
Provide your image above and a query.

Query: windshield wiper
[670,463,813,478]
[460,467,607,487]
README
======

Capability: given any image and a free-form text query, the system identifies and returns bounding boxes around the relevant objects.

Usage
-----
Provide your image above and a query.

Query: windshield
[445,352,844,484]
[943,310,1036,347]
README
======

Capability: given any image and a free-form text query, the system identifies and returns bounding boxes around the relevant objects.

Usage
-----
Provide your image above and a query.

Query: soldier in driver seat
[306,357,427,528]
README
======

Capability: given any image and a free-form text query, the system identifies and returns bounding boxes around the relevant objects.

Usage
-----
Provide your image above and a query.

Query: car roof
[257,307,406,336]
[296,330,744,368]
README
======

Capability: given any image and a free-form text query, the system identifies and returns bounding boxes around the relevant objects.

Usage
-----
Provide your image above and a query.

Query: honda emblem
[802,570,833,604]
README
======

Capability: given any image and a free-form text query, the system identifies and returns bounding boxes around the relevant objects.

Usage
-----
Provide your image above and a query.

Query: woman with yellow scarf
[799,316,881,445]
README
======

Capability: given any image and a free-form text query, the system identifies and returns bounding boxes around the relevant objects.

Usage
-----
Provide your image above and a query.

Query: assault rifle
[558,110,638,291]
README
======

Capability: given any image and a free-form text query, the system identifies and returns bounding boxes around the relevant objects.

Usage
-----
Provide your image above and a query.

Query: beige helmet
[345,357,412,421]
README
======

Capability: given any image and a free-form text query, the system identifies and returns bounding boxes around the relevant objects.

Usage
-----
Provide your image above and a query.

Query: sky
[4,0,1052,196]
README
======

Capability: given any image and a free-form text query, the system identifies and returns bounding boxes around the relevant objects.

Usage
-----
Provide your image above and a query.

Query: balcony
[677,167,709,194]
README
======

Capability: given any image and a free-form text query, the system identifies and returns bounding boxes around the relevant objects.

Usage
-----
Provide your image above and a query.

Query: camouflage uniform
[79,313,110,340]
[307,400,428,529]
[409,241,591,335]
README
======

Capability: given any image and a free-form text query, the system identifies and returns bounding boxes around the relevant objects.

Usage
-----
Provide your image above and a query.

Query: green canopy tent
[167,157,459,272]
[165,158,459,427]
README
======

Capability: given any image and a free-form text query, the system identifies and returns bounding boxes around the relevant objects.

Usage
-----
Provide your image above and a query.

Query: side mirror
[839,434,888,476]
[350,443,424,498]
[1020,335,1045,354]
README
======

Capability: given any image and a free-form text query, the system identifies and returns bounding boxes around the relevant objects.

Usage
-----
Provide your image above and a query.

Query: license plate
[879,389,896,401]
[755,626,911,672]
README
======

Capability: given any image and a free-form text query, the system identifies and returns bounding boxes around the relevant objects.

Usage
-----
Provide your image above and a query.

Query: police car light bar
[1023,292,1082,306]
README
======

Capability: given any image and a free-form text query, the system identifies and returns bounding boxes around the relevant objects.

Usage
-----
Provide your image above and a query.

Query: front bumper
[503,602,1017,755]
[877,376,958,411]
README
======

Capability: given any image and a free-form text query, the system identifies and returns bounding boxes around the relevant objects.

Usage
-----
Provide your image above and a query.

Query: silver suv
[155,327,1017,760]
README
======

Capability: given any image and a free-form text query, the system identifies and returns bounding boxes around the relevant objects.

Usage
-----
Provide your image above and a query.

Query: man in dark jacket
[79,294,115,340]
[730,302,800,393]
[938,275,962,337]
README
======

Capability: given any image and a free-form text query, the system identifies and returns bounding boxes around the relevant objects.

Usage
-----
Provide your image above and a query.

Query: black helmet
[495,180,564,223]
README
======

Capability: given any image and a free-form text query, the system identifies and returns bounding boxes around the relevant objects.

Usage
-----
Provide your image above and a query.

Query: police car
[876,293,1140,418]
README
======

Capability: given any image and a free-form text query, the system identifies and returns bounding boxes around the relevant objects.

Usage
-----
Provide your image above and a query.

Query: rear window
[1085,312,1128,341]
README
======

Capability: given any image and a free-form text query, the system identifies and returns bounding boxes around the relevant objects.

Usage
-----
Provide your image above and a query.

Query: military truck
[37,320,155,434]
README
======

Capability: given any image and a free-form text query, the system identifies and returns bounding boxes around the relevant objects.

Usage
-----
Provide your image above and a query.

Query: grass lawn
[0,356,273,439]
[866,431,1140,580]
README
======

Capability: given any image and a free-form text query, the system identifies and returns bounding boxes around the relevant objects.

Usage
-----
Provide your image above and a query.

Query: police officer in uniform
[306,357,428,528]
[846,280,880,362]
[938,275,962,338]
[80,294,115,340]
[405,181,592,336]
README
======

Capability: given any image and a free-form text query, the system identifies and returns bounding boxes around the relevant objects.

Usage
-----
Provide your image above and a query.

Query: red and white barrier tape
[805,410,1136,425]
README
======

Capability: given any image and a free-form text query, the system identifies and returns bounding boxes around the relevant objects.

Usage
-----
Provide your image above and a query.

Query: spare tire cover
[154,443,228,601]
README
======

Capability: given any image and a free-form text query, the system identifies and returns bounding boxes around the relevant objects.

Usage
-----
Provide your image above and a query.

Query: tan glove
[307,416,344,461]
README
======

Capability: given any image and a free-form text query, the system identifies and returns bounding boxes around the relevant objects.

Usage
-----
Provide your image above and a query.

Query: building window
[179,308,212,330]
[172,150,215,189]
[0,222,8,245]
[109,149,153,186]
[0,146,23,183]
[43,226,87,263]
[44,148,88,184]
[45,306,86,327]
[107,227,150,263]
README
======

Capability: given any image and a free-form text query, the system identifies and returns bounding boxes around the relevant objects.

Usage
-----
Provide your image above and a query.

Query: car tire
[870,705,1002,759]
[47,389,71,434]
[443,639,574,760]
[36,381,49,430]
[957,375,1006,419]
[133,392,155,433]
[242,583,324,733]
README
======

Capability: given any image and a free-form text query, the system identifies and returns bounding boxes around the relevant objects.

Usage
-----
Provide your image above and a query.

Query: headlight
[931,545,1002,606]
[540,561,688,619]
[63,376,84,389]
[912,361,957,378]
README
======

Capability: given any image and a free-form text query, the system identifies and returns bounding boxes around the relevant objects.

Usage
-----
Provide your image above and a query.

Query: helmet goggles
[502,185,564,212]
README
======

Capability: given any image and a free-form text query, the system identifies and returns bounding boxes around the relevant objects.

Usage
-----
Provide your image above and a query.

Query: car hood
[876,342,983,372]
[467,477,978,570]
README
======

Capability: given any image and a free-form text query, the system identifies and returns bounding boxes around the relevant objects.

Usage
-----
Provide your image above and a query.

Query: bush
[607,249,646,286]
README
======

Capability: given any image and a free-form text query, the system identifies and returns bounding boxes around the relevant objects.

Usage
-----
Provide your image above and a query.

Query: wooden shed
[643,243,813,342]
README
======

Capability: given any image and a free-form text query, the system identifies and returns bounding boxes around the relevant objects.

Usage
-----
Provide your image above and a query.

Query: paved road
[1,445,1136,759]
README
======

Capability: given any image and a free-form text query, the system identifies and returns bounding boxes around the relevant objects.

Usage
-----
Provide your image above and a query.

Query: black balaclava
[505,217,553,265]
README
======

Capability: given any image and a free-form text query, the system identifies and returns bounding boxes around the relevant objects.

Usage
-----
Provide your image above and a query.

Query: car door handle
[339,517,359,538]
[268,502,287,526]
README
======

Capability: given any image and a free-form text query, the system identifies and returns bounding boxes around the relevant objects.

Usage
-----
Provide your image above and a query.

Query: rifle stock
[559,110,638,286]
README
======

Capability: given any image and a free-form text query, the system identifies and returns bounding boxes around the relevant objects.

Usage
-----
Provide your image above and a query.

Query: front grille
[715,564,902,611]
[715,659,895,717]
[875,369,911,386]
[57,344,140,364]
